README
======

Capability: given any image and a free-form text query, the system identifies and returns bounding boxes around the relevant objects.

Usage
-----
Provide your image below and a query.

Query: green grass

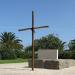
[0,58,28,64]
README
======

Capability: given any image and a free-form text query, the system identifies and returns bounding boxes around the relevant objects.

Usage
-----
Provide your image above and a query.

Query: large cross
[18,11,48,71]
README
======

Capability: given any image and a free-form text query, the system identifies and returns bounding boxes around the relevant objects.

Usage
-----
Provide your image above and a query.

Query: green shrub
[0,49,17,60]
[59,51,75,59]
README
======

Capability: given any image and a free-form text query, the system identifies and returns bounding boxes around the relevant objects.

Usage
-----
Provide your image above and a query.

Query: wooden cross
[18,11,49,71]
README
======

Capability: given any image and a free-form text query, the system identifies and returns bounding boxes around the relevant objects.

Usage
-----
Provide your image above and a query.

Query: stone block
[44,60,59,69]
[28,59,75,69]
[28,59,44,68]
[38,49,58,60]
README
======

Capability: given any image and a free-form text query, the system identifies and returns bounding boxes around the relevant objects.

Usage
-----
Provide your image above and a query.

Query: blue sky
[0,0,75,47]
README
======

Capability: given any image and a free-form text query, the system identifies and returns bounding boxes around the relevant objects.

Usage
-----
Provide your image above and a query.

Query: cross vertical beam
[32,11,34,71]
[18,11,49,71]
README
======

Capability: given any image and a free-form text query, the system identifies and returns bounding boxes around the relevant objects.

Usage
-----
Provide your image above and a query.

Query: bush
[21,51,38,59]
[59,51,73,59]
[71,51,75,59]
[22,52,32,59]
[0,53,2,60]
[15,49,23,58]
[0,49,17,60]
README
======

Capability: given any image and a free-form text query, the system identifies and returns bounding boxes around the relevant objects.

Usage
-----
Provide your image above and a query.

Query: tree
[35,34,65,52]
[25,34,65,56]
[68,39,75,51]
[0,32,23,59]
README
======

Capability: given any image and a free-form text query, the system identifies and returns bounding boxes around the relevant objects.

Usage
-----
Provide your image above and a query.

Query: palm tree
[0,32,23,59]
[0,32,23,50]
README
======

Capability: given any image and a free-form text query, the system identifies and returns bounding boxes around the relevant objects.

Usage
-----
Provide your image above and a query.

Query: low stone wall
[28,59,75,69]
[44,60,59,69]
[28,59,44,68]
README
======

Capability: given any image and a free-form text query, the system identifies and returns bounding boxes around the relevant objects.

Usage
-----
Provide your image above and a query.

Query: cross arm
[18,26,49,31]
[34,26,49,30]
[18,28,32,31]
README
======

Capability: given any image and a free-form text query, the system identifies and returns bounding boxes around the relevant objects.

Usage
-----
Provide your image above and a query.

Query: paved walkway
[0,63,75,75]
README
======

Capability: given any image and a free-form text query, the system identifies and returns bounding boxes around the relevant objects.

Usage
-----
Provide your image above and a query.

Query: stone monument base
[28,59,75,69]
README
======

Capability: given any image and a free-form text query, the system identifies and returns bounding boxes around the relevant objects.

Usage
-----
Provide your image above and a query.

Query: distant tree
[68,39,75,51]
[35,34,65,51]
[0,32,23,50]
[25,34,65,55]
[0,32,23,59]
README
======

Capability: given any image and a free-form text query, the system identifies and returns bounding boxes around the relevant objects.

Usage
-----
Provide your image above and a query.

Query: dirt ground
[0,62,75,75]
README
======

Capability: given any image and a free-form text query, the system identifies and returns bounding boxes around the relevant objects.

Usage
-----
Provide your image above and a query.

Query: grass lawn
[0,58,28,64]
